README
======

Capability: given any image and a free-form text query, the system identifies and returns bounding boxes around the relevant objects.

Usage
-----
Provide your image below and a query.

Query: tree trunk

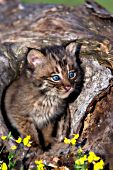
[0,0,113,169]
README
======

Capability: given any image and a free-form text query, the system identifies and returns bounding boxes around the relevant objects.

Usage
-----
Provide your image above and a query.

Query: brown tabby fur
[4,42,82,151]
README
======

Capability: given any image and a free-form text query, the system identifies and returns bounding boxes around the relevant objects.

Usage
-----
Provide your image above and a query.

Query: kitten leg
[56,116,65,142]
[63,107,71,138]
[41,123,54,149]
[11,115,40,149]
[57,108,71,142]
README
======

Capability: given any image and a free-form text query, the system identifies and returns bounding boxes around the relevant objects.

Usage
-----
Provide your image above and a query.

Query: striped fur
[5,42,82,150]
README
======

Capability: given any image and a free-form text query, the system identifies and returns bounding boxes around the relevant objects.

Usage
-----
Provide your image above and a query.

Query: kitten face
[27,42,81,99]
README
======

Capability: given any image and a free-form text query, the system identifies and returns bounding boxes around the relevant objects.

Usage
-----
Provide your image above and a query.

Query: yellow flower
[10,145,17,150]
[73,134,79,139]
[35,160,44,170]
[37,164,44,170]
[35,160,43,165]
[26,135,31,140]
[88,152,100,163]
[1,136,7,140]
[26,142,32,147]
[70,138,76,145]
[93,160,104,170]
[64,137,71,144]
[1,162,8,170]
[75,155,87,165]
[15,137,22,144]
[23,135,31,147]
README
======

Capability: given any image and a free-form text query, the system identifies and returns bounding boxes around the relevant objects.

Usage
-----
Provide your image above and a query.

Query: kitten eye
[68,71,76,79]
[51,75,61,82]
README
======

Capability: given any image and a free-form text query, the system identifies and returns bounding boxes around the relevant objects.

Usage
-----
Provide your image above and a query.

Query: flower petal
[1,162,8,170]
[1,136,7,140]
[15,137,22,144]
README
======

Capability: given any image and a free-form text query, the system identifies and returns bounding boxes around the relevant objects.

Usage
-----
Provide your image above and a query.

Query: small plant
[0,133,105,170]
[0,132,32,170]
[35,160,45,170]
[64,134,105,170]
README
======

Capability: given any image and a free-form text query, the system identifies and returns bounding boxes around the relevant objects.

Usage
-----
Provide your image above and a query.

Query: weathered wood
[0,0,113,169]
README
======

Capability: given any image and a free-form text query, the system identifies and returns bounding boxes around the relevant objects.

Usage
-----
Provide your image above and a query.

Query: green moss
[21,0,113,12]
[22,0,84,6]
[96,0,113,13]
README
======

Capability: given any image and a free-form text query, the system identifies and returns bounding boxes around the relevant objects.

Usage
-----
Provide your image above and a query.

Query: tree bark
[0,0,113,169]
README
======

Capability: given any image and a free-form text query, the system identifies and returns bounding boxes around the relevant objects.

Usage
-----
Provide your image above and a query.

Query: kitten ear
[65,42,77,56]
[27,49,45,67]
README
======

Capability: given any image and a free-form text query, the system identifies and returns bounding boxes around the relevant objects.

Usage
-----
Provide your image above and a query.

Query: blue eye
[68,71,76,79]
[51,75,61,81]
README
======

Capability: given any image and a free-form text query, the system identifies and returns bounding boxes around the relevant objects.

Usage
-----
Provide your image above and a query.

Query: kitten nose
[64,85,71,91]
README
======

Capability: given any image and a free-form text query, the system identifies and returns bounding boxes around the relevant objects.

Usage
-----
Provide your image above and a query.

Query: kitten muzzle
[60,86,74,99]
[64,85,72,92]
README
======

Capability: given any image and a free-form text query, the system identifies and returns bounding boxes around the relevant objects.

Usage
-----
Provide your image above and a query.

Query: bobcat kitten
[5,42,82,150]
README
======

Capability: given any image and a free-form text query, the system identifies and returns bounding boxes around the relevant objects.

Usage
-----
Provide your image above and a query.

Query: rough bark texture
[0,0,113,169]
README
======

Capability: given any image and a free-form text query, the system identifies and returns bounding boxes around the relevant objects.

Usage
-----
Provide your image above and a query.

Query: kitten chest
[30,95,66,128]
